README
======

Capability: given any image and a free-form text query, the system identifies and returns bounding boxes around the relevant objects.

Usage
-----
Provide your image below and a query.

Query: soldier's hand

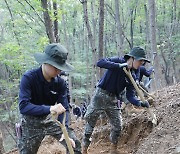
[50,103,66,115]
[140,100,150,108]
[60,134,76,148]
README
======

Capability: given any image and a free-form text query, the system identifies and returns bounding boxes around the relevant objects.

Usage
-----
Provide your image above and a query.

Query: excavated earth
[5,83,180,154]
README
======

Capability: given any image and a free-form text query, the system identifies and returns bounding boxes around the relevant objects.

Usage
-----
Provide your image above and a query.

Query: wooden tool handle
[123,67,157,125]
[51,112,74,154]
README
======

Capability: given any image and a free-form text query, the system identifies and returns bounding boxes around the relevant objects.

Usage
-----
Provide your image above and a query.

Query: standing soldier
[82,47,150,154]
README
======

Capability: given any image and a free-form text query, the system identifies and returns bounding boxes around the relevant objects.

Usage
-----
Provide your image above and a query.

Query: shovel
[123,67,157,125]
[51,111,74,154]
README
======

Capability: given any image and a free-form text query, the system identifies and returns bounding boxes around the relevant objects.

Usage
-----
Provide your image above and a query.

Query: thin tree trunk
[160,47,170,85]
[144,3,151,60]
[53,1,59,42]
[148,0,160,90]
[41,0,55,43]
[98,0,105,78]
[85,26,90,99]
[80,0,97,94]
[130,9,134,49]
[62,13,73,104]
[115,0,124,56]
[91,0,98,84]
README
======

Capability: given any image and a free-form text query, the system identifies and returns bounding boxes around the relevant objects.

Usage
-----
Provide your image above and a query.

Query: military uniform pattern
[18,114,81,154]
[83,87,122,147]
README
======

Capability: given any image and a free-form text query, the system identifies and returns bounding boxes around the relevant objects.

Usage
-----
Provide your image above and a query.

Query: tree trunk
[90,0,98,84]
[144,3,151,57]
[98,0,105,78]
[81,0,97,94]
[53,1,59,42]
[130,9,134,49]
[115,0,124,56]
[148,0,161,90]
[62,13,74,104]
[160,48,170,85]
[41,0,56,43]
[0,130,4,154]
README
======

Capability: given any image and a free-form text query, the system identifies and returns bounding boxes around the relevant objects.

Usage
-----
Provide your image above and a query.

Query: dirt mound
[87,83,180,154]
[4,136,65,154]
[87,116,154,154]
[135,83,180,154]
[6,83,180,154]
[38,136,66,154]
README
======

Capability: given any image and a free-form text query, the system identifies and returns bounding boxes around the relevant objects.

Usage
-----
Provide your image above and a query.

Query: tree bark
[80,0,97,94]
[115,0,124,56]
[98,0,105,78]
[41,0,56,43]
[129,2,138,49]
[53,1,59,42]
[148,0,161,90]
[144,3,151,57]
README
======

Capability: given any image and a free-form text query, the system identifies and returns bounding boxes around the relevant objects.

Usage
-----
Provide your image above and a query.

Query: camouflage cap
[124,47,150,63]
[34,43,74,71]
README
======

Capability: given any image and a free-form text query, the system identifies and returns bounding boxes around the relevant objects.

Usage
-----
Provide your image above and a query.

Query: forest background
[0,0,179,152]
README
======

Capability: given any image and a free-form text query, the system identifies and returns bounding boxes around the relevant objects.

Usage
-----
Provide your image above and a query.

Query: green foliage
[0,43,23,73]
[0,0,179,151]
[0,79,19,123]
[0,43,36,78]
[72,87,87,98]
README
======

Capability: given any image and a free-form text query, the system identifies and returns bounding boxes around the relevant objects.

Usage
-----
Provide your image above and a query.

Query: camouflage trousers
[17,114,81,154]
[83,87,122,148]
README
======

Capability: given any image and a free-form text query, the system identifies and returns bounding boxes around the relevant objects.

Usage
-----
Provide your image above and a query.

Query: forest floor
[5,83,180,154]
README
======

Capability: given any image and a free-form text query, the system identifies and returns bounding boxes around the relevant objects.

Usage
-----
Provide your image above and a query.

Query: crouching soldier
[18,43,81,154]
[82,47,150,154]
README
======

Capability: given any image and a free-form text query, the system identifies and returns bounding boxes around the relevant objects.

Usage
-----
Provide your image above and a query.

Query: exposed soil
[5,83,180,154]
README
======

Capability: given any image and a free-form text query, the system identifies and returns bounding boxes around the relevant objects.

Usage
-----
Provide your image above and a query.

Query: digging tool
[51,111,74,154]
[123,67,157,125]
[137,84,155,99]
[145,77,152,88]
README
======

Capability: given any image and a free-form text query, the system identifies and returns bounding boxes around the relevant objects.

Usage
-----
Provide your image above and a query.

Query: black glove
[140,100,150,108]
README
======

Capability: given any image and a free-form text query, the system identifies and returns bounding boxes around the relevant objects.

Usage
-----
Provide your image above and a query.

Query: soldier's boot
[82,134,91,154]
[82,146,88,154]
[110,143,119,154]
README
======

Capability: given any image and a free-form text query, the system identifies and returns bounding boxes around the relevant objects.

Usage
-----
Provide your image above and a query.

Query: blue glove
[140,100,150,108]
[119,63,128,68]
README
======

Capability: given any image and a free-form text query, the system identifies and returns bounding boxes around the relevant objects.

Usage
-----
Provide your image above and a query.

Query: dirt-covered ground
[5,83,180,154]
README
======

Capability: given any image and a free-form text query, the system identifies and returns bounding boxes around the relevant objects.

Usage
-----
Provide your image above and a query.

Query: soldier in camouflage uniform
[82,47,151,154]
[18,43,81,154]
